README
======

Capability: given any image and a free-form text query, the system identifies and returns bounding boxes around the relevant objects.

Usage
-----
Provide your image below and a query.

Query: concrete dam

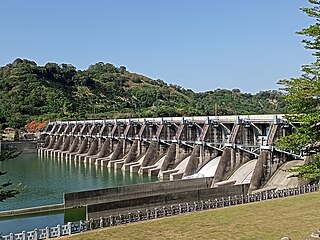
[38,114,304,192]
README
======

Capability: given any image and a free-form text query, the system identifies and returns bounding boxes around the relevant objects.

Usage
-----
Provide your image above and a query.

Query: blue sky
[0,0,314,93]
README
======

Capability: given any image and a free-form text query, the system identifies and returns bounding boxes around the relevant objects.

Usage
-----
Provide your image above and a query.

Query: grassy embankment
[61,191,320,240]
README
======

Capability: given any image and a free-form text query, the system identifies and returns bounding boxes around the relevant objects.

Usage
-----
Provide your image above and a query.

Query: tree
[0,149,20,201]
[287,156,320,181]
[278,0,320,180]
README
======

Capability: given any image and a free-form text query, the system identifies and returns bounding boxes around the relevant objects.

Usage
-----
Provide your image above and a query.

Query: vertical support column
[213,147,232,184]
[230,147,236,171]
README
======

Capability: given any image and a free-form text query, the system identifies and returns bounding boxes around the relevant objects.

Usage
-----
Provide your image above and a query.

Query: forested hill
[0,59,286,128]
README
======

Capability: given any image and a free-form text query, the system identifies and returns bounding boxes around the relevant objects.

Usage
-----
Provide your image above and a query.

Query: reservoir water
[0,153,158,234]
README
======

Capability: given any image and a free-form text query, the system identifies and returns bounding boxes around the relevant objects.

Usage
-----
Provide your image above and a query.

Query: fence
[2,183,320,240]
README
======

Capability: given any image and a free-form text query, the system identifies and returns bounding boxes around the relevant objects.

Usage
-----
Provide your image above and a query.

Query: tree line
[0,59,286,129]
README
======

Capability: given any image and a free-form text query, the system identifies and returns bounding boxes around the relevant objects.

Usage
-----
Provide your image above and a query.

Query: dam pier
[38,114,302,192]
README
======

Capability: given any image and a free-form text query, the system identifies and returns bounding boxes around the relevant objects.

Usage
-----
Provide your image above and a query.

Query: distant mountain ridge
[0,58,286,128]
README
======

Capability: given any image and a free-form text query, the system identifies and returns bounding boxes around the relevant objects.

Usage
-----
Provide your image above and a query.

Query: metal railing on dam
[2,183,319,239]
[48,114,286,125]
[44,114,287,148]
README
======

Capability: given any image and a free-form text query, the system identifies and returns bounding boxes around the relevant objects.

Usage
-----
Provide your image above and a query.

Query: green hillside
[0,59,286,128]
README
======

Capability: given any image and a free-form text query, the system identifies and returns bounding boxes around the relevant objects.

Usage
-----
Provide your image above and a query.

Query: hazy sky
[0,0,315,93]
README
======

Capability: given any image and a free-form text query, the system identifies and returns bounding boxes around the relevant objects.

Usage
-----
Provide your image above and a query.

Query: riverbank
[61,191,320,240]
[0,140,38,152]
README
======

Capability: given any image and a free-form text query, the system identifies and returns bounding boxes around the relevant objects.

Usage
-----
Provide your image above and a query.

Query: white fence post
[57,224,61,237]
[68,222,72,235]
[22,231,26,240]
[34,228,38,240]
[45,227,50,239]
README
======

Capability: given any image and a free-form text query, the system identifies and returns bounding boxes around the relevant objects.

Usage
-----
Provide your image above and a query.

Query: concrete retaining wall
[87,184,249,218]
[64,178,214,208]
[0,203,64,217]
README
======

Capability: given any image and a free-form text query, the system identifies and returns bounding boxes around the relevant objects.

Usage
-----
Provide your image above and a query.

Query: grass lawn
[61,191,320,240]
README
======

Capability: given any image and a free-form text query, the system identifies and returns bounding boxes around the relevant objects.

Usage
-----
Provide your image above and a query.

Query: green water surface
[0,153,157,234]
[0,153,157,211]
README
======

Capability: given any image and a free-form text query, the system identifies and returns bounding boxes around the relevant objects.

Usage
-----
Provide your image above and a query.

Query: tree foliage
[288,155,320,180]
[278,0,320,180]
[278,0,320,154]
[0,149,20,202]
